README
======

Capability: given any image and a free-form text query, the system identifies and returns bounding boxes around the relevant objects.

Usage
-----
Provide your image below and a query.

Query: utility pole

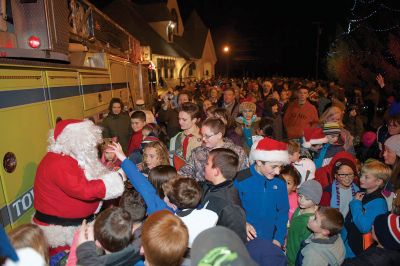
[313,22,322,80]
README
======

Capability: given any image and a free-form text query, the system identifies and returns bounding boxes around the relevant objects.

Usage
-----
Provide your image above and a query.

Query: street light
[223,46,230,53]
[223,45,230,77]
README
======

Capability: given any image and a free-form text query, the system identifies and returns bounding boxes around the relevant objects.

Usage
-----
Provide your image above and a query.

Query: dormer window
[167,21,176,42]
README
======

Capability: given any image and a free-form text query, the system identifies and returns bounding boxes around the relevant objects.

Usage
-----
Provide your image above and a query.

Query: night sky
[177,0,354,78]
[99,1,400,79]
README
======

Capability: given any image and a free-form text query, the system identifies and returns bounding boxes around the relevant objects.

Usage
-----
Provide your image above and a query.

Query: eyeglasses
[203,133,217,140]
[336,173,354,179]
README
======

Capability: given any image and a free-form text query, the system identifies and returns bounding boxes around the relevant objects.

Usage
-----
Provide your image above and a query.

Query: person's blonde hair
[361,159,392,187]
[287,140,300,154]
[320,106,344,127]
[143,140,170,167]
[8,224,49,264]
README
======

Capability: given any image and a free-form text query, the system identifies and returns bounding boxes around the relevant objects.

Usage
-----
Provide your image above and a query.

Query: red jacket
[283,101,319,139]
[314,151,358,191]
[34,152,106,218]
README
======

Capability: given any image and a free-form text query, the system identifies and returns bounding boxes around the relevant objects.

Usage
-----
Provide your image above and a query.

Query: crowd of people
[1,75,400,266]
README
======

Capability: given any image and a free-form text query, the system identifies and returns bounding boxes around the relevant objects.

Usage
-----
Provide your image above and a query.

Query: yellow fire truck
[0,0,154,229]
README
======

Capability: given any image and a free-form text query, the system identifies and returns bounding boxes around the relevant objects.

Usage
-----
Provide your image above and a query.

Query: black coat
[342,245,400,266]
[201,180,247,242]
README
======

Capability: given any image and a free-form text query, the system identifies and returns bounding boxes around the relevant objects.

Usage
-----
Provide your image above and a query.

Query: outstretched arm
[108,142,172,214]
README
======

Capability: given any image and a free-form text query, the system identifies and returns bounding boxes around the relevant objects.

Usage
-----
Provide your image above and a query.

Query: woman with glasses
[320,158,360,217]
[178,117,249,181]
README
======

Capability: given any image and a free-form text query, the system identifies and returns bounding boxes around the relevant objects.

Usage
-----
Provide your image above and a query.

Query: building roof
[174,10,209,59]
[134,3,173,22]
[99,0,187,58]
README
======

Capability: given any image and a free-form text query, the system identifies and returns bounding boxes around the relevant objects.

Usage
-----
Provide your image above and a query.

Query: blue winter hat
[389,101,400,116]
[246,238,288,266]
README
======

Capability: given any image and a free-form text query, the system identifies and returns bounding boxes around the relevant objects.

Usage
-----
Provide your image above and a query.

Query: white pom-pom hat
[250,137,289,164]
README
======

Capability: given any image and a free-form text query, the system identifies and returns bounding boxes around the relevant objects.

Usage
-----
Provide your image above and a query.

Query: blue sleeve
[349,198,387,233]
[274,180,289,244]
[121,159,171,214]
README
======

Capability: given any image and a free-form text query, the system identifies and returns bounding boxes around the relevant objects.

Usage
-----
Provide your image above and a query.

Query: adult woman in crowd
[101,98,131,154]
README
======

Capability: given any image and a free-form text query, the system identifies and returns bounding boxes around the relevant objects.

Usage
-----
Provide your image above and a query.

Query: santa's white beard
[48,120,112,180]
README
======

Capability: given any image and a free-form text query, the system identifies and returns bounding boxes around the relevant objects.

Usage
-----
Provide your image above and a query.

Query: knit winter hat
[53,119,82,141]
[362,131,377,148]
[239,101,256,114]
[302,127,328,148]
[332,157,358,179]
[384,134,400,157]
[298,180,322,204]
[323,122,341,135]
[250,137,289,164]
[373,213,400,250]
[389,101,400,116]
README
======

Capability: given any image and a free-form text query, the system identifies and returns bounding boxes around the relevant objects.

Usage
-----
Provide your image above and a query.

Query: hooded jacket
[314,151,358,190]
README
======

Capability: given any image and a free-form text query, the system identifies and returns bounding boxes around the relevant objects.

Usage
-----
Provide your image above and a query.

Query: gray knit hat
[384,134,400,157]
[298,180,322,204]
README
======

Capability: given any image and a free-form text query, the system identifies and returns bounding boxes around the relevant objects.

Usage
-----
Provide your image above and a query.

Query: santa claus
[33,119,125,250]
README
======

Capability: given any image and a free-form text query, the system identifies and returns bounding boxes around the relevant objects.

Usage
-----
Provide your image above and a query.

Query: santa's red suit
[33,119,124,249]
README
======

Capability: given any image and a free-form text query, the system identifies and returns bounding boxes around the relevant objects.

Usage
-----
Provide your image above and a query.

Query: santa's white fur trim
[302,136,328,148]
[102,171,124,200]
[251,150,289,164]
[33,221,78,248]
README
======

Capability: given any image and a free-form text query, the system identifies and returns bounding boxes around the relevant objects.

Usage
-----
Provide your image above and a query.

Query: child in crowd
[288,140,316,185]
[314,122,345,168]
[256,117,275,139]
[99,137,121,171]
[280,165,301,221]
[127,111,147,162]
[343,213,400,265]
[341,160,390,258]
[235,101,261,152]
[147,165,177,199]
[76,207,142,266]
[287,180,323,266]
[136,140,170,175]
[301,127,328,160]
[320,158,360,218]
[141,210,188,266]
[7,224,49,265]
[235,137,289,248]
[202,148,247,242]
[296,207,345,266]
[162,177,218,247]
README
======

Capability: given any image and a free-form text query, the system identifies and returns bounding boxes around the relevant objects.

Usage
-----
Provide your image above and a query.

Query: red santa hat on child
[54,119,82,141]
[250,137,289,164]
[302,127,328,148]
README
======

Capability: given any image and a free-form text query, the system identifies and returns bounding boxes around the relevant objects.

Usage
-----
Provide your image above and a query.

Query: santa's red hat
[54,119,82,141]
[302,127,328,148]
[250,137,289,164]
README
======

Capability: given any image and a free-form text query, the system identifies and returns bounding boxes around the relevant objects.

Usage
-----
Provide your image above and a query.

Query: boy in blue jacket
[341,160,391,258]
[234,137,289,248]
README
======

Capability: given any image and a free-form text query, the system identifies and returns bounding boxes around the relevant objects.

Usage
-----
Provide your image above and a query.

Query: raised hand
[107,142,127,162]
[376,74,385,88]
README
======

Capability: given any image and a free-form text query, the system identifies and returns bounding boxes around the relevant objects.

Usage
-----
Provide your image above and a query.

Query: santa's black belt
[34,210,95,226]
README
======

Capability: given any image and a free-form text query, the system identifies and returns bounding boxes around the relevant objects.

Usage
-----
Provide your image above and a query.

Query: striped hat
[373,213,400,250]
[323,122,341,135]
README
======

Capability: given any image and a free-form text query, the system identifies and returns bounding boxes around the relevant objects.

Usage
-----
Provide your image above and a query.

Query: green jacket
[101,112,131,154]
[286,208,314,266]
